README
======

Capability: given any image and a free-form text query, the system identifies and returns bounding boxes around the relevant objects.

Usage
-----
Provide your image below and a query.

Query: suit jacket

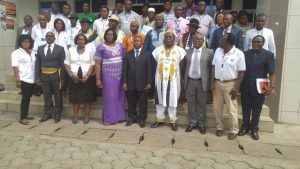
[123,48,152,91]
[35,44,66,81]
[210,25,243,51]
[183,47,214,92]
[15,26,33,49]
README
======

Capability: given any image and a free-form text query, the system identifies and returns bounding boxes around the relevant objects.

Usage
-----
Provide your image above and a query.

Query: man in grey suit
[15,15,33,49]
[123,35,152,128]
[35,32,65,123]
[210,13,243,51]
[184,33,214,134]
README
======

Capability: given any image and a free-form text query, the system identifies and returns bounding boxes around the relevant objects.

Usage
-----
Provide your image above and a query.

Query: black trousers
[241,92,265,132]
[41,73,63,117]
[20,81,34,119]
[127,90,148,122]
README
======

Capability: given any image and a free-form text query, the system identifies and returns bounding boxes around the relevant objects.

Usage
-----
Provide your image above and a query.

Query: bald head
[130,20,139,34]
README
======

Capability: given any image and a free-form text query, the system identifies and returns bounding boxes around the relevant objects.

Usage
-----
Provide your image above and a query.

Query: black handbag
[0,83,4,91]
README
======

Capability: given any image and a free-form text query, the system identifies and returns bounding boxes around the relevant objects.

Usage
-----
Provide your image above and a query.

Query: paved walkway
[0,111,300,169]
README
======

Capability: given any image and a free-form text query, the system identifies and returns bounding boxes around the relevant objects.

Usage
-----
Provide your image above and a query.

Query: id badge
[163,58,170,65]
[152,34,158,42]
[175,28,180,33]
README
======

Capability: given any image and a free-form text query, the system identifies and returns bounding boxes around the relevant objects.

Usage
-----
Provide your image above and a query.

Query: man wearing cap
[93,7,110,35]
[166,5,189,45]
[180,18,205,50]
[118,0,141,35]
[79,18,98,48]
[69,14,81,47]
[150,30,186,131]
[144,8,156,28]
[190,1,215,38]
[97,15,126,45]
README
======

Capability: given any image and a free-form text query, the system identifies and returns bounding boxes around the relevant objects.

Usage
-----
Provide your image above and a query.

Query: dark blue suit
[240,49,275,132]
[210,26,244,51]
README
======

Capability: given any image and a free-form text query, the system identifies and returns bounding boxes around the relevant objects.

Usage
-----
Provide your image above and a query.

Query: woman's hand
[16,81,21,88]
[71,74,79,82]
[81,76,88,83]
[96,80,103,88]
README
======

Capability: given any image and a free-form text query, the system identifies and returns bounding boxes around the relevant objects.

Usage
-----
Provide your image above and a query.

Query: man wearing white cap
[150,30,186,131]
[96,15,126,45]
[145,8,156,28]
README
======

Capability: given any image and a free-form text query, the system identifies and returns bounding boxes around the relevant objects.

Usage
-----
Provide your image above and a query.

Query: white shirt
[212,46,246,81]
[223,25,232,35]
[31,23,53,53]
[244,27,276,57]
[191,13,215,37]
[53,30,71,55]
[93,17,109,35]
[70,25,81,47]
[60,15,72,33]
[189,48,202,79]
[118,10,142,35]
[51,12,63,22]
[134,48,141,58]
[64,47,96,76]
[11,48,36,83]
[44,43,54,56]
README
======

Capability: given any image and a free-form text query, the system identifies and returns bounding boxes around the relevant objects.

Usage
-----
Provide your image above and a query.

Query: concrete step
[0,98,274,132]
[0,90,271,117]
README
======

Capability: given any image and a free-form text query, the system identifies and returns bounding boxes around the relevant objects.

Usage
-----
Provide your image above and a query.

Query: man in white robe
[150,30,186,131]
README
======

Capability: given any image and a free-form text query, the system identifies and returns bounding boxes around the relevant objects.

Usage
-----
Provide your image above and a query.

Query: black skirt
[69,75,97,104]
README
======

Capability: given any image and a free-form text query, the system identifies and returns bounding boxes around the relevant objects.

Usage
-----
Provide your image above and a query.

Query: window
[74,0,108,13]
[40,1,67,13]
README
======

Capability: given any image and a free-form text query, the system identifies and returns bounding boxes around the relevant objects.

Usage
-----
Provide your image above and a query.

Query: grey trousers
[41,73,62,117]
[186,78,207,127]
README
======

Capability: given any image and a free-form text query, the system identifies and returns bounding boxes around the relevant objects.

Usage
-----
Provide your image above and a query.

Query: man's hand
[123,83,128,91]
[265,86,275,95]
[145,84,151,91]
[96,80,103,88]
[16,81,21,88]
[35,79,41,86]
[230,89,239,100]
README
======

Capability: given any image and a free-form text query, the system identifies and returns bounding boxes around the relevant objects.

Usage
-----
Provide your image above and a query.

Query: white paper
[256,78,270,94]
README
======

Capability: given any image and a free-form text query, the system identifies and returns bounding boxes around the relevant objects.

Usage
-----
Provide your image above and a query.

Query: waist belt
[215,78,237,83]
[41,67,60,74]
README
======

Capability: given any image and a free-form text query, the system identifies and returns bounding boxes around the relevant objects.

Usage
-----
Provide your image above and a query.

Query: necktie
[135,49,139,59]
[46,45,51,57]
[192,50,200,77]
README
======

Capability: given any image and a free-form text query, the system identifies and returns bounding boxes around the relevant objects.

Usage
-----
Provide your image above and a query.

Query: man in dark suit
[183,33,214,134]
[35,32,65,123]
[239,35,276,140]
[123,35,152,128]
[210,13,243,51]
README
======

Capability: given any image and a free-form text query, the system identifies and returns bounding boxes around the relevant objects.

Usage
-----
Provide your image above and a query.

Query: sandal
[83,118,90,124]
[72,119,79,124]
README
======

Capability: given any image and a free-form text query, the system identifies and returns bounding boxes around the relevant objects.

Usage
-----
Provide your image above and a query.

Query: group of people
[11,0,276,141]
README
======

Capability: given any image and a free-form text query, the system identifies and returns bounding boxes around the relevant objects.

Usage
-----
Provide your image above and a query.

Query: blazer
[210,25,243,51]
[35,43,66,81]
[183,47,214,91]
[123,48,152,91]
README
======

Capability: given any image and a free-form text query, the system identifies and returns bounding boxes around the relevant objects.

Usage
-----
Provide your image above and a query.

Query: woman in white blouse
[11,35,36,125]
[65,34,96,124]
[53,18,71,55]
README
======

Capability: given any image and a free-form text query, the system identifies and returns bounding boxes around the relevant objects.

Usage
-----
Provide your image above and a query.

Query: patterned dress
[95,43,125,125]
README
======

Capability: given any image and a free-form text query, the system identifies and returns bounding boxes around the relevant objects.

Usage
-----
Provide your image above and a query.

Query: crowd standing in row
[11,0,276,141]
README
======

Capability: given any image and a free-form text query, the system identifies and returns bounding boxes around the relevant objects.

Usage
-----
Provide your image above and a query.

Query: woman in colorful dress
[95,28,126,125]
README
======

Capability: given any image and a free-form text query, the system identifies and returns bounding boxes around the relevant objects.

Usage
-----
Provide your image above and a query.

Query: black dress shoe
[199,126,206,134]
[185,124,195,132]
[251,132,259,140]
[151,122,163,128]
[39,115,52,122]
[125,120,135,126]
[34,90,41,96]
[55,116,61,123]
[139,121,145,128]
[170,123,177,131]
[238,128,250,136]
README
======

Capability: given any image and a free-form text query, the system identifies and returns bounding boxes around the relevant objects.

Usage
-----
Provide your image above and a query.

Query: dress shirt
[54,30,71,55]
[244,27,276,57]
[162,11,175,28]
[64,47,95,76]
[118,10,141,35]
[44,43,54,56]
[31,23,53,53]
[166,17,189,45]
[182,6,198,20]
[60,15,72,33]
[223,25,232,35]
[212,46,246,81]
[189,48,202,79]
[51,12,63,22]
[134,48,141,58]
[191,13,215,37]
[11,48,36,83]
[93,17,109,35]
